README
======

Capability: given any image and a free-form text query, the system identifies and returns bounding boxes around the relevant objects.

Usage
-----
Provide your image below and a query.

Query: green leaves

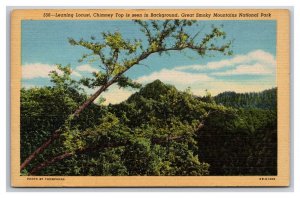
[68,20,232,96]
[79,71,107,89]
[116,75,142,89]
[49,64,83,93]
[103,31,140,52]
[68,38,105,54]
[62,127,86,153]
[104,32,126,49]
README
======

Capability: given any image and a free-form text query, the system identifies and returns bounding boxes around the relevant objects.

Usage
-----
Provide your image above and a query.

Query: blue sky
[21,20,276,104]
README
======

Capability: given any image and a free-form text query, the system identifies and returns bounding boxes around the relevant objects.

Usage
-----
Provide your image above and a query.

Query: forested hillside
[213,88,277,110]
[21,76,277,176]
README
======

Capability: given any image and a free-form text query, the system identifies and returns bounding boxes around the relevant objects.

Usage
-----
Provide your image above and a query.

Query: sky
[21,20,276,104]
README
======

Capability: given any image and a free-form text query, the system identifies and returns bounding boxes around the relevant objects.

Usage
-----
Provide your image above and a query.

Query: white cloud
[136,69,212,85]
[22,63,82,79]
[71,71,82,77]
[22,63,62,79]
[22,49,276,102]
[174,49,276,72]
[100,85,136,105]
[213,63,274,76]
[133,51,276,97]
[136,68,275,97]
[76,64,99,73]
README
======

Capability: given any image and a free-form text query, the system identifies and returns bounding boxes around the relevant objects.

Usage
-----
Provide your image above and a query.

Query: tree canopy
[21,76,277,176]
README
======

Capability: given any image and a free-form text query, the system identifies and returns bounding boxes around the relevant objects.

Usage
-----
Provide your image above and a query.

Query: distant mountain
[126,79,175,102]
[110,80,277,176]
[111,79,206,128]
[126,80,277,110]
[213,88,277,110]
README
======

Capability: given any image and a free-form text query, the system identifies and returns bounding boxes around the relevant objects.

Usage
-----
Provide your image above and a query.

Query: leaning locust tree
[21,20,232,172]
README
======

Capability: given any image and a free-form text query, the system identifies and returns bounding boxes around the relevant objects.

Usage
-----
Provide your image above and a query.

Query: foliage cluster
[21,70,277,176]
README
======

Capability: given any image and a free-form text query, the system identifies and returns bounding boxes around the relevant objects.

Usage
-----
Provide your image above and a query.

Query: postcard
[11,9,290,187]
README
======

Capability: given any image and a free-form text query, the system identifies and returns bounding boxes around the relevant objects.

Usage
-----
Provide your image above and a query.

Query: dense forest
[21,70,277,176]
[213,88,277,110]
